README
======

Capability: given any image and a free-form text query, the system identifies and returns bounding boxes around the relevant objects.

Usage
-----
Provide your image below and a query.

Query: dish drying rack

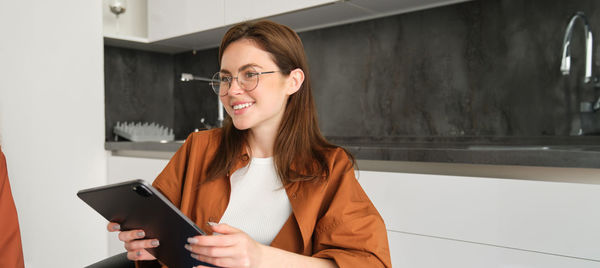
[113,121,174,142]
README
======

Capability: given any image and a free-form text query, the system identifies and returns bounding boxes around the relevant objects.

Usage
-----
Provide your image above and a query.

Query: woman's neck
[247,124,278,158]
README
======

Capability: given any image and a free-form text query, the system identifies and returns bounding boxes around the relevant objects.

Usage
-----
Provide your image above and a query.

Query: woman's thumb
[208,222,239,234]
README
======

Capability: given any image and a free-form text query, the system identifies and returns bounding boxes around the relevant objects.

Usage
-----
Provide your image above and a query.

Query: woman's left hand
[186,223,264,268]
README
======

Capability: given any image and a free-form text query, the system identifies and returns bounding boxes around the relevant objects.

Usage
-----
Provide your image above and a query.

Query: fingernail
[187,237,198,244]
[151,240,160,247]
[137,231,145,238]
[191,253,199,259]
[136,251,142,257]
[207,221,218,226]
[112,224,121,231]
[184,244,191,251]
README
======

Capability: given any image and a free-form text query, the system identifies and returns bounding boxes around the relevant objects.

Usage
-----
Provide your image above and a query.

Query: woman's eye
[221,76,233,82]
[245,72,259,78]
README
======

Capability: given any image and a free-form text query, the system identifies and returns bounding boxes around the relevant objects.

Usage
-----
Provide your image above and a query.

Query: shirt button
[208,216,215,222]
[241,154,249,161]
[291,193,297,199]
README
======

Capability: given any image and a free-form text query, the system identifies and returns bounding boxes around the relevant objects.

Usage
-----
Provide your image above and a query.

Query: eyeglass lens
[211,67,260,96]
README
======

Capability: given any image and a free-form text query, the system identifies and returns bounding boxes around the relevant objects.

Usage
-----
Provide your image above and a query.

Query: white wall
[0,1,107,267]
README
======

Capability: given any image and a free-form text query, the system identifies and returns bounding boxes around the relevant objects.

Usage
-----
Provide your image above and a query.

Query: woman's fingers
[185,243,232,258]
[106,222,157,261]
[186,228,258,267]
[126,249,156,261]
[191,254,239,268]
[209,223,239,234]
[106,222,121,232]
[124,239,160,251]
[189,235,237,247]
[118,229,146,242]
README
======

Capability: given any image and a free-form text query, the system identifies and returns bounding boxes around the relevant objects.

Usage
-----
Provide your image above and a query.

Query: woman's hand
[186,223,264,268]
[107,222,159,261]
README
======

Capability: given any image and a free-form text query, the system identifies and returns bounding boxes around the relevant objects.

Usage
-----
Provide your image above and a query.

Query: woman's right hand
[107,222,159,261]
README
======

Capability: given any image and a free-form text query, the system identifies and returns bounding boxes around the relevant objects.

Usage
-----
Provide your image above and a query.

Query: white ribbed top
[219,157,292,245]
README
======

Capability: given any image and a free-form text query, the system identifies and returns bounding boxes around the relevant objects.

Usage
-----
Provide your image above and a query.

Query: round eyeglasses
[210,66,279,96]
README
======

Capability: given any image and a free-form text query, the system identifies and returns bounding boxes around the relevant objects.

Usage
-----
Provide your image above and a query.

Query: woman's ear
[286,68,305,95]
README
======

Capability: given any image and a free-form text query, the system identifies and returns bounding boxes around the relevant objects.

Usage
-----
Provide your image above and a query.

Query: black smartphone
[78,179,217,268]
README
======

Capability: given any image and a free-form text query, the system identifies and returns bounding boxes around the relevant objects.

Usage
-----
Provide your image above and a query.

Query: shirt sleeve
[0,149,25,268]
[151,133,196,207]
[311,150,392,268]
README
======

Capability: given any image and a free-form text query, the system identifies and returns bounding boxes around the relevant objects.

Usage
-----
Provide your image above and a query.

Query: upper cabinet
[147,0,335,41]
[224,0,337,25]
[103,0,148,41]
[147,0,225,41]
[104,0,471,53]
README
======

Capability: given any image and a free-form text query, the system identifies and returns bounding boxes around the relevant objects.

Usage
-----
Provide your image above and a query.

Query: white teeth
[233,102,254,110]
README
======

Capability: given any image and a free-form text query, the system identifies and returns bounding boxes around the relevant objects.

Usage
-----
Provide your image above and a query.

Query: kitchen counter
[105,136,600,169]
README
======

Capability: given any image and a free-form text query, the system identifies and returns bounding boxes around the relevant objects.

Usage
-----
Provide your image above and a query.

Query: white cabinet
[388,231,600,268]
[106,154,170,256]
[108,0,472,53]
[148,0,336,42]
[224,0,337,25]
[147,0,225,41]
[103,0,148,40]
[351,0,470,15]
[107,154,169,184]
[358,170,600,266]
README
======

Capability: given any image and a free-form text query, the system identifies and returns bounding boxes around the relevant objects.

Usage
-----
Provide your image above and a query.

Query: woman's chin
[232,120,252,130]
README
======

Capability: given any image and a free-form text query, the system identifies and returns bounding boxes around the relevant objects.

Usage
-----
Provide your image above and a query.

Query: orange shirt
[147,129,391,267]
[0,147,25,268]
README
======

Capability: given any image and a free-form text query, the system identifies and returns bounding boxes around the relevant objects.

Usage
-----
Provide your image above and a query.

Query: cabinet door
[107,155,169,184]
[148,0,225,41]
[107,155,170,255]
[358,170,600,262]
[388,231,600,268]
[224,0,337,25]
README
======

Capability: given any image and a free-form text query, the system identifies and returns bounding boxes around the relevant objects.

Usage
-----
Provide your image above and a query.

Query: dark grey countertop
[105,136,600,169]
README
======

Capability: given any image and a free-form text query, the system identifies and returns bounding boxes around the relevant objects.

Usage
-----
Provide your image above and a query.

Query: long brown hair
[206,20,355,184]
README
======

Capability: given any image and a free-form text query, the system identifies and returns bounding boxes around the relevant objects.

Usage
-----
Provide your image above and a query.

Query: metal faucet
[560,12,593,84]
[180,73,224,127]
[560,12,600,113]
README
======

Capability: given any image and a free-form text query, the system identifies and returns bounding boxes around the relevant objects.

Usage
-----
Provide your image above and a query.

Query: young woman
[109,20,391,268]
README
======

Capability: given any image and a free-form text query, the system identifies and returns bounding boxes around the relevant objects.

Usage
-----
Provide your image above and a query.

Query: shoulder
[152,129,223,203]
[323,146,355,178]
[300,146,356,195]
[158,128,223,180]
[186,128,222,145]
[179,128,222,154]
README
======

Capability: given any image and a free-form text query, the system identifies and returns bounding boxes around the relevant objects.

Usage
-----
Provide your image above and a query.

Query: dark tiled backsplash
[104,0,600,141]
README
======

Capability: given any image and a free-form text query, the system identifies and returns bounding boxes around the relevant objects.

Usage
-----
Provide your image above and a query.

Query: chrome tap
[180,73,224,127]
[560,12,593,84]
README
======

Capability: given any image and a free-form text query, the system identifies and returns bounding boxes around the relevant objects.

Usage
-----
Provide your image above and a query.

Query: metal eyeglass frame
[211,67,280,96]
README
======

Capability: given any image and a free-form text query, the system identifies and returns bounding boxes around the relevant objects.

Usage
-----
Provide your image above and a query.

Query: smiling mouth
[233,102,254,110]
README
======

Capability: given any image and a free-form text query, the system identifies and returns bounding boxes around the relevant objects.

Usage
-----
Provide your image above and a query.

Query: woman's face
[219,39,298,132]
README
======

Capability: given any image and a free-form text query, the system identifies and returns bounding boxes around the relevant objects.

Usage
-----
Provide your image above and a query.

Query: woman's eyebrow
[220,63,263,73]
[239,63,262,70]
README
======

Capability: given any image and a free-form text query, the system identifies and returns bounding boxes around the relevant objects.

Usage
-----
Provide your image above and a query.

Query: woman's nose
[228,78,245,95]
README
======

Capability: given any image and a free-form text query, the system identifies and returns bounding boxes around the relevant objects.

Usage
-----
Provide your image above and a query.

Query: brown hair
[206,20,355,184]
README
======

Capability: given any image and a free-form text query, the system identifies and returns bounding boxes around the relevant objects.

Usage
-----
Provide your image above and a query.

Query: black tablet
[77,179,217,268]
